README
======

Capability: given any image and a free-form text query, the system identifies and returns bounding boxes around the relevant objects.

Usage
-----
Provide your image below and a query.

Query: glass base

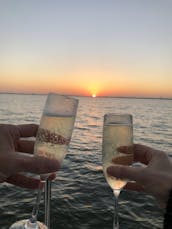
[9,219,48,229]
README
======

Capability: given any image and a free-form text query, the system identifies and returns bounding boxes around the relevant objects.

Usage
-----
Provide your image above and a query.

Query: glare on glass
[102,113,133,229]
[9,93,78,229]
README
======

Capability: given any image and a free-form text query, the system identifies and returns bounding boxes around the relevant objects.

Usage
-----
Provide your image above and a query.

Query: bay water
[0,93,172,229]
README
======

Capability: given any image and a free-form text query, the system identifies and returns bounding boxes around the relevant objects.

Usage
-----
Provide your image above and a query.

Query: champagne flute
[9,93,78,229]
[36,93,78,228]
[102,113,133,229]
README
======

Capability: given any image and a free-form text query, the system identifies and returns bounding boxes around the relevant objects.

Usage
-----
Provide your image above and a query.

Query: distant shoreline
[0,92,172,100]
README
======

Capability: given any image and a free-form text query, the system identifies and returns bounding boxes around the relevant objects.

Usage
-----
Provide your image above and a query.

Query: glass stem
[29,182,44,224]
[24,181,44,229]
[44,180,51,229]
[113,190,120,229]
[33,183,44,221]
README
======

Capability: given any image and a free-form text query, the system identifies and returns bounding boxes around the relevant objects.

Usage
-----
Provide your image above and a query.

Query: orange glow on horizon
[0,70,172,98]
[0,80,172,98]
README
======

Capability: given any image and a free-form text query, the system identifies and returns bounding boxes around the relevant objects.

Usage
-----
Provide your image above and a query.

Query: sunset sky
[0,0,172,97]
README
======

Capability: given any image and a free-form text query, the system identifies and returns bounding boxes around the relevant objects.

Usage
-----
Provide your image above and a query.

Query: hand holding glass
[9,93,78,229]
[102,114,133,229]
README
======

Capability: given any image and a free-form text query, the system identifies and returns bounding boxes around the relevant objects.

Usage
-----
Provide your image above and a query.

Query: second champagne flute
[102,113,133,229]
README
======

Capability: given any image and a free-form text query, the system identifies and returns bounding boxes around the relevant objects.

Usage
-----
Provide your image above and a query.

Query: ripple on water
[0,95,170,229]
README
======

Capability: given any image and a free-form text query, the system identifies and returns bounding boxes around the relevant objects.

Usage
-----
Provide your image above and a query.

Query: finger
[107,165,147,185]
[17,124,38,138]
[118,144,154,164]
[112,153,133,165]
[16,153,60,174]
[0,124,17,151]
[17,140,35,154]
[133,144,155,164]
[124,182,145,192]
[6,174,40,189]
[117,146,133,154]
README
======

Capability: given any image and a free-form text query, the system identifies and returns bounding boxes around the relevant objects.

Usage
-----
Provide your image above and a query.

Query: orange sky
[1,69,172,98]
[1,1,172,98]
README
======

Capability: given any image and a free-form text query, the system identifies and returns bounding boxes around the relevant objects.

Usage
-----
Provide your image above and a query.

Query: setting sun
[0,1,171,99]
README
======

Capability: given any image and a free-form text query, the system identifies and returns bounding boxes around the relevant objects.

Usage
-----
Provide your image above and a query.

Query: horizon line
[0,92,172,100]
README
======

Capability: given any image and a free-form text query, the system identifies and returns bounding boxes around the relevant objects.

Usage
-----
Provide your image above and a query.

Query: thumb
[107,165,146,184]
[16,153,60,174]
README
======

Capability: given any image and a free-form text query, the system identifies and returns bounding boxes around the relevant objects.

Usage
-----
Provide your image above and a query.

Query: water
[0,93,172,229]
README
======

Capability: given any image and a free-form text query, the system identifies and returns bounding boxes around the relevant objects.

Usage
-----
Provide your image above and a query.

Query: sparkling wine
[34,114,75,162]
[102,123,133,190]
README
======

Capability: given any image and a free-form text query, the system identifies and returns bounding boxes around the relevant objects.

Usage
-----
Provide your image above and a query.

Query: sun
[92,94,97,98]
